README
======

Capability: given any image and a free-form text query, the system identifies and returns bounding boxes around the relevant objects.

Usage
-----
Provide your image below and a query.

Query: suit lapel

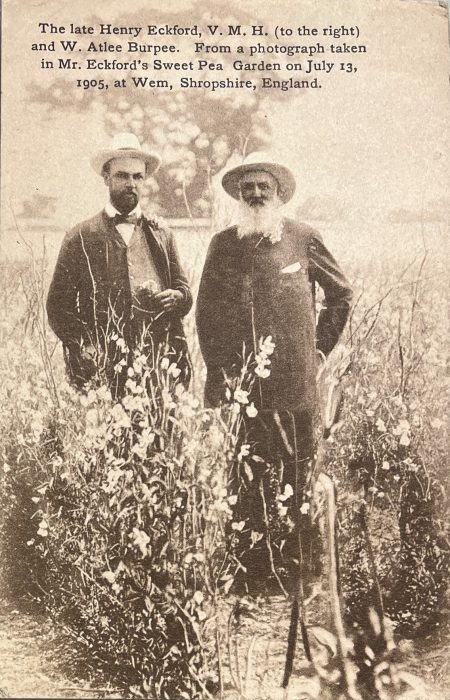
[142,218,170,287]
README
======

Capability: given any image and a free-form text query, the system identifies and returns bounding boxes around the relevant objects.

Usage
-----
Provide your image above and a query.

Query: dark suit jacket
[47,210,192,387]
[196,218,353,412]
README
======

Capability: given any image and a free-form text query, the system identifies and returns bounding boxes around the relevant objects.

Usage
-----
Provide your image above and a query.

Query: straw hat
[222,152,296,203]
[90,132,161,176]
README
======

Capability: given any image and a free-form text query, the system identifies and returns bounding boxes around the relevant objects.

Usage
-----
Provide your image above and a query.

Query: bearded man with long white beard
[196,154,353,594]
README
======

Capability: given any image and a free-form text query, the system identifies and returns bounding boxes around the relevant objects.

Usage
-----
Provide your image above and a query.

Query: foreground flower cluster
[0,249,448,699]
[0,326,285,698]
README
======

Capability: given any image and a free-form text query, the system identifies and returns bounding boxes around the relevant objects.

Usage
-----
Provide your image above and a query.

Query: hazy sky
[1,0,448,256]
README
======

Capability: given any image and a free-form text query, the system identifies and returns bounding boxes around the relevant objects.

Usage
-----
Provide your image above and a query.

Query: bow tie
[113,213,139,225]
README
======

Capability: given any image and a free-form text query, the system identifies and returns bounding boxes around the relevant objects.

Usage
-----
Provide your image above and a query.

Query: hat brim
[222,162,296,203]
[91,148,162,176]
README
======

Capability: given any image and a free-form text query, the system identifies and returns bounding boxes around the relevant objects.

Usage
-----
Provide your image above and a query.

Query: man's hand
[153,289,183,312]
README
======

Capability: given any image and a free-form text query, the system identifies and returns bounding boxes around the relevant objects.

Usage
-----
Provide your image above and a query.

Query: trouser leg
[229,414,275,594]
[230,409,316,594]
[272,410,317,586]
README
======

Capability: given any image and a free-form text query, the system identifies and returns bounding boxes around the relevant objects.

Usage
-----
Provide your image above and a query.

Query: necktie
[113,213,139,225]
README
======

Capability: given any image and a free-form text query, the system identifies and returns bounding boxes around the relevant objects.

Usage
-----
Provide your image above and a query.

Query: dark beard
[111,192,138,214]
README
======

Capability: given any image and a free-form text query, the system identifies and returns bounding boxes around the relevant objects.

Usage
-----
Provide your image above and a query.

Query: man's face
[239,170,279,208]
[103,157,146,213]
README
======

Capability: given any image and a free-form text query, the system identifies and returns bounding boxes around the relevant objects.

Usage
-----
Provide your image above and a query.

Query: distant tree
[21,194,57,219]
[28,2,294,217]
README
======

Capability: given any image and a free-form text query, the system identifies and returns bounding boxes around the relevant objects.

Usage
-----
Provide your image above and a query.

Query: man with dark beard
[47,133,192,395]
[196,153,353,593]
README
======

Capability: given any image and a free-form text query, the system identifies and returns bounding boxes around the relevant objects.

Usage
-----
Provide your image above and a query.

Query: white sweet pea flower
[234,389,249,405]
[160,357,170,370]
[168,363,181,378]
[259,335,275,356]
[237,444,250,461]
[376,418,386,433]
[246,402,258,418]
[102,570,116,584]
[130,527,151,558]
[255,365,270,379]
[193,591,204,605]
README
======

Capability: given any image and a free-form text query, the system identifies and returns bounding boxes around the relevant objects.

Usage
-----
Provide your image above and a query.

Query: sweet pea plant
[0,287,280,699]
[1,246,448,700]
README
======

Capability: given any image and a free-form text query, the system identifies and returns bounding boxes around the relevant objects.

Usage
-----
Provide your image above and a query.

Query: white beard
[236,197,284,244]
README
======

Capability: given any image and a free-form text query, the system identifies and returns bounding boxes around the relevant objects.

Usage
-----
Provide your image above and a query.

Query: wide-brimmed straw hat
[222,152,296,203]
[91,132,161,176]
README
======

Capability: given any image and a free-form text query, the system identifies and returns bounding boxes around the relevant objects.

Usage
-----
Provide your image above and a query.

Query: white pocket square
[281,262,301,274]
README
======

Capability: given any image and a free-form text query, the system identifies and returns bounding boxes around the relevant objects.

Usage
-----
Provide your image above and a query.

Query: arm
[164,230,193,317]
[46,231,85,348]
[308,231,353,356]
[196,234,225,368]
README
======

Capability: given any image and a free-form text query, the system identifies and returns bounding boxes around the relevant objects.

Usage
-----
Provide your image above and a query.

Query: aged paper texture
[1,0,448,698]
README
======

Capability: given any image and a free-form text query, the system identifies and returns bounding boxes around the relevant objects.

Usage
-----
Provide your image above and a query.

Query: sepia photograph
[0,0,449,698]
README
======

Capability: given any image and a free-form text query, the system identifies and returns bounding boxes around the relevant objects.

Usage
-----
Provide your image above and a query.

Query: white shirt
[105,201,142,246]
